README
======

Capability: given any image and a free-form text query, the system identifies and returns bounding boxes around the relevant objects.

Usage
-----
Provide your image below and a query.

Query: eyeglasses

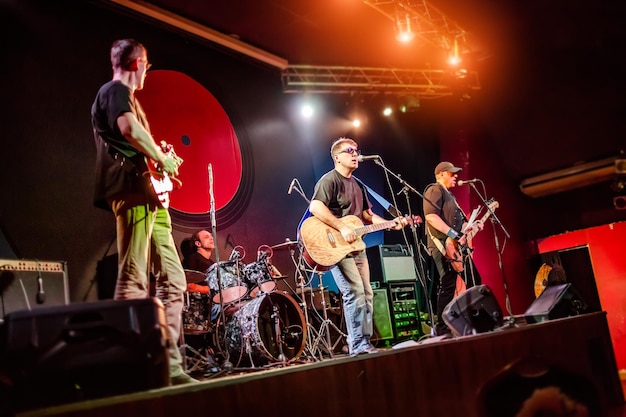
[337,147,360,156]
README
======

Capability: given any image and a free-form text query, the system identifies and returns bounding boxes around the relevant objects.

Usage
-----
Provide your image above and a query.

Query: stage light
[398,94,420,113]
[301,104,314,118]
[352,118,361,128]
[395,14,415,43]
[382,106,393,117]
[447,38,462,66]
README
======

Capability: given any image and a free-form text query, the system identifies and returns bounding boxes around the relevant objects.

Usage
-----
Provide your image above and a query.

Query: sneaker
[170,372,200,386]
[350,344,380,356]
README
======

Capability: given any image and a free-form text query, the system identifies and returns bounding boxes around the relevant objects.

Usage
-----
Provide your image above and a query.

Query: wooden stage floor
[13,311,624,417]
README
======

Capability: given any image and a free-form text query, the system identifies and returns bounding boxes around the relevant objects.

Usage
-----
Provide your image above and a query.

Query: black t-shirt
[91,80,153,209]
[311,170,371,219]
[423,183,465,250]
[183,252,215,274]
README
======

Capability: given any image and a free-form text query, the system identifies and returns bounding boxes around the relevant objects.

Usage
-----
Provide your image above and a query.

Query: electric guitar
[141,141,183,208]
[445,200,499,273]
[299,214,422,271]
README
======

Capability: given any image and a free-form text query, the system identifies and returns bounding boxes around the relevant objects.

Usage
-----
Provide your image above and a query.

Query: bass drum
[214,292,306,367]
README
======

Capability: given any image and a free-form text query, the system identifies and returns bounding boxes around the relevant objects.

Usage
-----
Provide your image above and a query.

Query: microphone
[457,178,480,186]
[36,270,45,304]
[357,154,380,162]
[287,178,297,194]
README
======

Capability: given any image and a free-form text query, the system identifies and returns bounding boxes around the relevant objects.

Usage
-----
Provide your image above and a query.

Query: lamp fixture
[396,14,415,43]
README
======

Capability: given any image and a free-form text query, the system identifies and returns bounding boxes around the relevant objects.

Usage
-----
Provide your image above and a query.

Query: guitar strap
[423,183,449,257]
[426,223,446,256]
[353,177,401,217]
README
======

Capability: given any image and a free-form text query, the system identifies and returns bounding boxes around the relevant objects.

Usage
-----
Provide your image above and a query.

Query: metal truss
[363,0,470,51]
[281,65,480,99]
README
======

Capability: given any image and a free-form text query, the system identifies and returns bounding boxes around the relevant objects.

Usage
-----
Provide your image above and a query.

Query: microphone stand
[372,159,437,334]
[467,182,514,319]
[289,179,310,204]
[208,164,233,373]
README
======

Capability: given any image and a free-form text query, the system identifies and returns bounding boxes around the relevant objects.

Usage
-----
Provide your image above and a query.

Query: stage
[13,311,624,417]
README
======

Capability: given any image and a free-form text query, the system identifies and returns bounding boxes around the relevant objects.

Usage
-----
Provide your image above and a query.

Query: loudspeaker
[0,297,169,412]
[0,259,69,318]
[372,289,394,341]
[524,283,587,324]
[379,245,417,282]
[442,285,503,336]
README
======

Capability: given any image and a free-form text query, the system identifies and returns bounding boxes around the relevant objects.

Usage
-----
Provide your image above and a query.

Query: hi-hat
[271,239,298,250]
[184,269,206,283]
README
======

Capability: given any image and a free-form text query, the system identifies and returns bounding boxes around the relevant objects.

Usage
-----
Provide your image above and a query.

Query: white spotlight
[301,104,314,118]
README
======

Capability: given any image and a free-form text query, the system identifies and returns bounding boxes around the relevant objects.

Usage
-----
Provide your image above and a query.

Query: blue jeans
[330,250,374,355]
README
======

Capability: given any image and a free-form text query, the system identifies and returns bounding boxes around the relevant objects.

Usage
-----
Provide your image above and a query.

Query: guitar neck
[354,220,396,237]
[465,206,495,241]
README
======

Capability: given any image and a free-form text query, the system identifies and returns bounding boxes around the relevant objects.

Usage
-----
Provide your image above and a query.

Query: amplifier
[388,281,423,340]
[0,259,69,319]
[379,245,417,282]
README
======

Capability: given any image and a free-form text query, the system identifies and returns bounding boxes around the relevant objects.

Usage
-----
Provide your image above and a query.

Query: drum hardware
[272,304,287,363]
[305,269,347,359]
[292,253,344,362]
[179,305,218,376]
[270,238,299,251]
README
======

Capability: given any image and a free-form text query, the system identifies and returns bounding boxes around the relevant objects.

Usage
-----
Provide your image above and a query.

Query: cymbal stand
[307,270,346,358]
[292,257,324,362]
[208,163,233,373]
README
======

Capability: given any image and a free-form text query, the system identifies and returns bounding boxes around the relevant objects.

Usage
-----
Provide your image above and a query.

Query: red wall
[536,221,626,371]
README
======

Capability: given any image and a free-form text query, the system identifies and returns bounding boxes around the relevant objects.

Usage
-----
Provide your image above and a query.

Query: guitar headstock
[486,198,499,211]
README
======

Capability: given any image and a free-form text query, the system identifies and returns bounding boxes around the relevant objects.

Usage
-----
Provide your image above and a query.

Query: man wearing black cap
[423,161,482,335]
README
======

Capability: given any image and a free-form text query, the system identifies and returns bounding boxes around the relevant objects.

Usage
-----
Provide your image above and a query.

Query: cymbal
[271,239,298,250]
[184,269,206,284]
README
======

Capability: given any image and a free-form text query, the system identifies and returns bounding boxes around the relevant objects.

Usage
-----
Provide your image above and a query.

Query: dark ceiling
[122,0,625,183]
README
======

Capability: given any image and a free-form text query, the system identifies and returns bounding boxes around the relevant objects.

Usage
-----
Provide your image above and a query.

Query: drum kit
[181,240,339,373]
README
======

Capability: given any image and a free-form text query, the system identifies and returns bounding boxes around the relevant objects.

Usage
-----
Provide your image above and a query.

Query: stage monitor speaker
[0,297,169,412]
[524,283,587,324]
[0,259,69,319]
[372,289,394,341]
[379,245,417,282]
[442,285,503,336]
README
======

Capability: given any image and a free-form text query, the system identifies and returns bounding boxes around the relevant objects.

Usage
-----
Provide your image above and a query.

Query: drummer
[181,229,220,320]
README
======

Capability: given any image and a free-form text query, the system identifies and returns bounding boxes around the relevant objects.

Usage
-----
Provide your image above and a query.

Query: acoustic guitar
[299,214,421,271]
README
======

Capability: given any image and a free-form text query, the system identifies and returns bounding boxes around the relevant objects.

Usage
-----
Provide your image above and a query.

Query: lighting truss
[363,0,470,51]
[281,65,480,99]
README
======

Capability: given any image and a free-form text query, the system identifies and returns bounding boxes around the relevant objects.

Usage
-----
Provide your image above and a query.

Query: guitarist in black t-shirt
[423,161,483,336]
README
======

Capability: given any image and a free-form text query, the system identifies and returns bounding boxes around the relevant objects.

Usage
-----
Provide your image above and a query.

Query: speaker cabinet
[0,297,169,412]
[0,259,69,319]
[442,285,503,336]
[524,283,587,324]
[372,289,394,341]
